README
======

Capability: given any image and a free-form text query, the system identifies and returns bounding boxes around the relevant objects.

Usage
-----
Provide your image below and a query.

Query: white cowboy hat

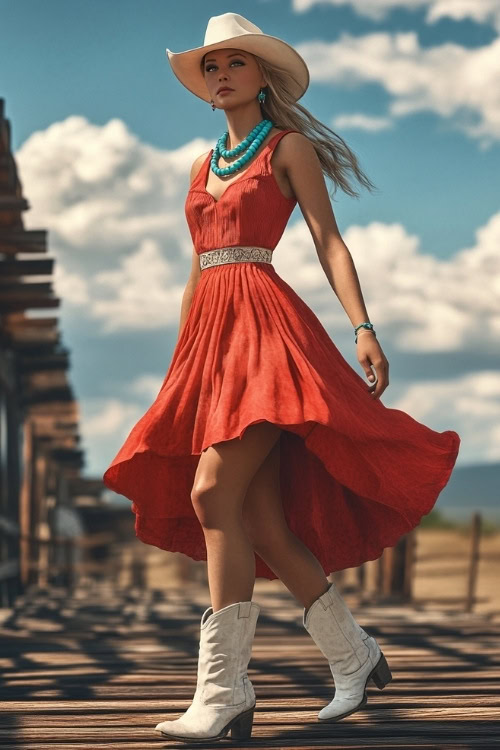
[166,12,310,103]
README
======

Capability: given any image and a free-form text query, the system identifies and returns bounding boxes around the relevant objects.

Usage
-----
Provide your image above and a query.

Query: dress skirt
[102,260,460,580]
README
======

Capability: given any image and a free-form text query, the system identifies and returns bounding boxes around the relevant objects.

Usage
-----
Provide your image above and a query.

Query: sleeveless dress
[102,129,461,580]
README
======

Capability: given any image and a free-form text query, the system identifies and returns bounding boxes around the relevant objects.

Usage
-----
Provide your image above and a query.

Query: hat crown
[204,12,263,46]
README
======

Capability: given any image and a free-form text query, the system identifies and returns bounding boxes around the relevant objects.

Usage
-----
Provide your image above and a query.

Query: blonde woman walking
[103,11,460,743]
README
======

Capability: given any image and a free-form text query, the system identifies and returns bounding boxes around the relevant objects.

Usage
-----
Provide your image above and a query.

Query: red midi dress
[102,129,461,580]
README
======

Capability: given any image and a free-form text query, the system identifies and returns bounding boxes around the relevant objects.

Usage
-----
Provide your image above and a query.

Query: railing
[340,511,491,613]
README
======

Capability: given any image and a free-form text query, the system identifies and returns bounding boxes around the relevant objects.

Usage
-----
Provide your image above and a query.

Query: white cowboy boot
[154,599,260,742]
[303,581,392,722]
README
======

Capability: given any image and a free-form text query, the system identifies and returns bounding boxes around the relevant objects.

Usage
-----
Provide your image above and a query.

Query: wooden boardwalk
[0,581,499,748]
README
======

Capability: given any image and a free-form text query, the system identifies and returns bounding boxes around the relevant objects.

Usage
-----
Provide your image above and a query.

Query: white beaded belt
[199,246,273,270]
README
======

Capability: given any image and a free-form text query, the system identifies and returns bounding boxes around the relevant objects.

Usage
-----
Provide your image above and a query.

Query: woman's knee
[190,480,231,528]
[191,423,283,527]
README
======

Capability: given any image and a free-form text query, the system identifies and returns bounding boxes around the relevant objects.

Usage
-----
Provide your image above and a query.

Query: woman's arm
[281,132,389,399]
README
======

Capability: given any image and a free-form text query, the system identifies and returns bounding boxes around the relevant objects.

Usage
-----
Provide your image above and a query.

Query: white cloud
[295,31,500,144]
[92,237,185,332]
[274,210,500,353]
[293,0,500,31]
[128,374,165,401]
[81,377,167,476]
[426,0,500,30]
[332,113,394,130]
[53,261,90,305]
[16,115,196,250]
[15,115,211,333]
[392,370,500,462]
[83,396,142,439]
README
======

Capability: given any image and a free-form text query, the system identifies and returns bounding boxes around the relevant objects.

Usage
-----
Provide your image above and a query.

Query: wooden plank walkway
[0,581,499,748]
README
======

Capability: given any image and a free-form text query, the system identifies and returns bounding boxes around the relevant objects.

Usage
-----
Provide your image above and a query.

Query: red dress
[103,129,460,580]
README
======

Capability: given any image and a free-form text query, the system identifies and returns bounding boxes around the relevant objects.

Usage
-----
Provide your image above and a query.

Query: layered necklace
[210,118,274,177]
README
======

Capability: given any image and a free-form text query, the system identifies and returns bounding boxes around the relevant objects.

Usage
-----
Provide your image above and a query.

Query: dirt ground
[409,527,500,621]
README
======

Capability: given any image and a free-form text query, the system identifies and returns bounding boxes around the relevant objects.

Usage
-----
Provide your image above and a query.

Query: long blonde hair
[201,51,378,202]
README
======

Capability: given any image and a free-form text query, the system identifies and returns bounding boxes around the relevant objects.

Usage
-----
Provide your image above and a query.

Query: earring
[210,99,215,111]
[258,88,266,103]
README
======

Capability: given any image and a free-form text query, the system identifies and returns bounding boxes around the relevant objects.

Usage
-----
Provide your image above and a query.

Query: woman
[102,12,460,743]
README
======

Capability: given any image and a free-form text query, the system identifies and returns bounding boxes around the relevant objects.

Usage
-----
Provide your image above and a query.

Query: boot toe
[155,719,181,734]
[318,693,367,721]
[154,704,247,740]
[155,717,216,739]
[155,718,188,734]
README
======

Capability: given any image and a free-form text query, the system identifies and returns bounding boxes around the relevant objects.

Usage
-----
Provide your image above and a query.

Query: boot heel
[371,652,392,689]
[230,705,255,740]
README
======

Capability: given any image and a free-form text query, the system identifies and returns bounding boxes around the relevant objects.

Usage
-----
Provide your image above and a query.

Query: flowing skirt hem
[103,415,461,581]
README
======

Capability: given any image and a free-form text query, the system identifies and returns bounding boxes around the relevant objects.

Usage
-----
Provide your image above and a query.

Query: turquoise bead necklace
[210,118,274,177]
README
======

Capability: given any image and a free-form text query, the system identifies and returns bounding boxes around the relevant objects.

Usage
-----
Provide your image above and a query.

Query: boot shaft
[303,582,368,670]
[197,600,260,706]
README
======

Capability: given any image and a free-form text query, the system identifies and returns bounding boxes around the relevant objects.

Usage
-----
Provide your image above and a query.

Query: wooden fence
[2,505,491,615]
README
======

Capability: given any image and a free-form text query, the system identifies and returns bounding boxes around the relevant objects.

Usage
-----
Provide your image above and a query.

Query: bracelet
[354,321,376,343]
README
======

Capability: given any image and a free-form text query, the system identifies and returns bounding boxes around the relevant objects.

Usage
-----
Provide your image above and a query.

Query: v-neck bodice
[185,129,299,255]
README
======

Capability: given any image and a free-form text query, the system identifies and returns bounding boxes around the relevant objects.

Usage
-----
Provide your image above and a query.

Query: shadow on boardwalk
[0,581,499,748]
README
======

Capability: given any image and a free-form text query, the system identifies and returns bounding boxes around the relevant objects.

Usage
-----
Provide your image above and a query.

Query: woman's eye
[205,60,244,72]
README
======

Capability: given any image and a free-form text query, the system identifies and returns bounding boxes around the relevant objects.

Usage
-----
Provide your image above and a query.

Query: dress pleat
[103,129,460,580]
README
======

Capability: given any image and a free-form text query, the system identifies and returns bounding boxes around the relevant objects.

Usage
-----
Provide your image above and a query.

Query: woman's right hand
[356,332,389,400]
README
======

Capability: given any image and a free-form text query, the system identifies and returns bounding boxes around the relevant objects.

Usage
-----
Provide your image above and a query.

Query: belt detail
[199,246,273,270]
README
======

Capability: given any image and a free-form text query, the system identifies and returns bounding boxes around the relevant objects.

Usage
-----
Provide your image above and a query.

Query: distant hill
[435,462,500,521]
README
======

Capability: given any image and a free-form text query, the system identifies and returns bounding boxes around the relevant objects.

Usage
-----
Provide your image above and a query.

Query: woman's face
[202,47,265,108]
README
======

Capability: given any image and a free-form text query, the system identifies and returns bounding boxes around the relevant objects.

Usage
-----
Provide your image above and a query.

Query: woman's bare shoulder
[189,149,211,186]
[275,130,315,165]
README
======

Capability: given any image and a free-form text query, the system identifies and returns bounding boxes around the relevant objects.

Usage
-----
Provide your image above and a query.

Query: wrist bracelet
[354,321,376,343]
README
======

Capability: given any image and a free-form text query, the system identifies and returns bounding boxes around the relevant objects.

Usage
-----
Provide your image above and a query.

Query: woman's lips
[218,88,234,95]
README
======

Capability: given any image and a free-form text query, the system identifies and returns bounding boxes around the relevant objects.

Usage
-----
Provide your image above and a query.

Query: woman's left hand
[356,333,389,400]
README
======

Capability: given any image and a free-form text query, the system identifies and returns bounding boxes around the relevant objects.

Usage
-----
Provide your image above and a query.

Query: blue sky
[1,0,499,479]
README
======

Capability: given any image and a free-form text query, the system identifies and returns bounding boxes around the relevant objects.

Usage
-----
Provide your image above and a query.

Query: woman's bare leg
[242,436,330,613]
[191,421,282,612]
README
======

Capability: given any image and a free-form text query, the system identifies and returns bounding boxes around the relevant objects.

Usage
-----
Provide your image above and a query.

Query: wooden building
[0,97,86,607]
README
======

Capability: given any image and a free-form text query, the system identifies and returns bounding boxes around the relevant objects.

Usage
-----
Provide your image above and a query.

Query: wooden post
[19,419,34,587]
[63,539,73,589]
[333,568,345,589]
[465,512,481,613]
[34,451,48,587]
[381,546,394,596]
[403,529,416,601]
[356,562,366,593]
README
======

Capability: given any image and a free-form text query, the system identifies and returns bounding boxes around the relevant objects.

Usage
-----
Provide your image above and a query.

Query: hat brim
[166,33,309,103]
